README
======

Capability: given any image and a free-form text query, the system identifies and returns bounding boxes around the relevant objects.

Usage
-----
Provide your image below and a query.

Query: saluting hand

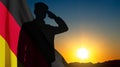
[47,11,57,19]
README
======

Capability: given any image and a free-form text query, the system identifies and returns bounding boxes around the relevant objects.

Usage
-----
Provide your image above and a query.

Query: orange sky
[55,27,120,63]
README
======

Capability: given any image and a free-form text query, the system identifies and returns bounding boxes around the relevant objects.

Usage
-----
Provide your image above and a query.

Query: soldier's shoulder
[22,21,34,26]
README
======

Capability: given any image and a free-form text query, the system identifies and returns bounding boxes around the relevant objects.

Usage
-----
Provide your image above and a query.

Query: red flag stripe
[0,2,20,55]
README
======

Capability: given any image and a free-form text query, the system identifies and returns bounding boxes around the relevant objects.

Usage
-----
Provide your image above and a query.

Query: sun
[76,48,89,60]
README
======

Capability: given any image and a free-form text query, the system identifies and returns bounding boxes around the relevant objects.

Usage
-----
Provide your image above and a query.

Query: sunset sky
[27,0,120,63]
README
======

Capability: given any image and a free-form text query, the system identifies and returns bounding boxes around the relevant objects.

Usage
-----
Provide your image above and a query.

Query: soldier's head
[34,2,48,20]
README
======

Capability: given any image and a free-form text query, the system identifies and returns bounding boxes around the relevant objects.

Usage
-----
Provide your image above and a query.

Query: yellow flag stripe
[0,35,17,67]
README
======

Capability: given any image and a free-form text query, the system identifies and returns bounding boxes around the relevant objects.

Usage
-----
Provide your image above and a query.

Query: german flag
[0,0,68,67]
[0,0,33,67]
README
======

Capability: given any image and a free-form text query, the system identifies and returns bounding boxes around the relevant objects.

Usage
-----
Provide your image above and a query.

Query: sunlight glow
[77,48,89,60]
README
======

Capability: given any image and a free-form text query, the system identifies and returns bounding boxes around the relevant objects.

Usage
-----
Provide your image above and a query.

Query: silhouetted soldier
[17,2,68,67]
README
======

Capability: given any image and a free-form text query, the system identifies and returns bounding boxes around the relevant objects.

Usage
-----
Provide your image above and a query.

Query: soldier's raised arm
[47,11,68,34]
